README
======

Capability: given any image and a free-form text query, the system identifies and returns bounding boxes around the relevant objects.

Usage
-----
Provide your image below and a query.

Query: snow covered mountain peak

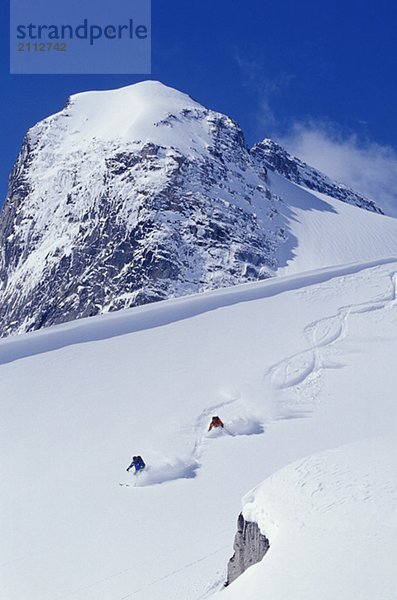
[0,81,278,337]
[31,80,237,158]
[1,81,397,337]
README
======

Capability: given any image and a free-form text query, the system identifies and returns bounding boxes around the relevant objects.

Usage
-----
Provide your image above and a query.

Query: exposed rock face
[225,513,270,586]
[252,138,383,214]
[0,82,284,337]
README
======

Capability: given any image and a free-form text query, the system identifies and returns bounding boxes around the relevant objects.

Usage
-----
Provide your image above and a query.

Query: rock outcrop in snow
[218,438,397,599]
[225,513,270,586]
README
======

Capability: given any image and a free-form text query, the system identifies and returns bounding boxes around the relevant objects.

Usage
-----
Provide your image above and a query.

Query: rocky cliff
[225,513,270,586]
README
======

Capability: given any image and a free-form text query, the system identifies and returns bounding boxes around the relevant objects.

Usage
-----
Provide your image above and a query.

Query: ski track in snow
[266,271,397,414]
[123,265,397,489]
[128,397,264,488]
[119,546,229,599]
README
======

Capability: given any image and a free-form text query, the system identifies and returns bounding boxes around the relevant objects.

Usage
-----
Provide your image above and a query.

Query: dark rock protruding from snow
[251,139,383,214]
[225,513,270,586]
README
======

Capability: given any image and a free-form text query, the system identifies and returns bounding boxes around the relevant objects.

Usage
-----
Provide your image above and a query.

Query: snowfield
[270,170,397,275]
[1,257,397,599]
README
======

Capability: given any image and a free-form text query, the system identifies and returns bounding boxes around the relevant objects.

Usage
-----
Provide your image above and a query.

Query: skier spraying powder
[208,416,224,431]
[126,456,146,474]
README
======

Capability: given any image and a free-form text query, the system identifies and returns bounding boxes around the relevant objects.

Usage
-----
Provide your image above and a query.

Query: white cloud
[277,122,397,216]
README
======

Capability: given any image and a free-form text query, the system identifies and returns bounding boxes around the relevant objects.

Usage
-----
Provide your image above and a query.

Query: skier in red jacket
[208,416,224,431]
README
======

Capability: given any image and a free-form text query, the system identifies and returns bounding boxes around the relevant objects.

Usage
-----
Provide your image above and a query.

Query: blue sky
[1,0,396,207]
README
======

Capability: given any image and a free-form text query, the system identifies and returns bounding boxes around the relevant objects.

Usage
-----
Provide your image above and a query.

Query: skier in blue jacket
[126,456,146,474]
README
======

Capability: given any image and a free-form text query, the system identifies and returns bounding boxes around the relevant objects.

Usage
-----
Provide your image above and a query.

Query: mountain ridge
[252,138,382,214]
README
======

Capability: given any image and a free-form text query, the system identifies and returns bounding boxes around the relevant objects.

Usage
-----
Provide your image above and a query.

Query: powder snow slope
[1,257,397,599]
[268,170,397,275]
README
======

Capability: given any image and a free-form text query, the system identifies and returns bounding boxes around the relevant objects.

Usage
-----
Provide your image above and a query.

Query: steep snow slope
[268,170,397,275]
[1,258,397,599]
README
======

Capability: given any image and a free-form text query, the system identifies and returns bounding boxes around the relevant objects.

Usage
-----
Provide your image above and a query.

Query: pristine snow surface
[1,256,397,599]
[32,81,211,156]
[269,170,397,275]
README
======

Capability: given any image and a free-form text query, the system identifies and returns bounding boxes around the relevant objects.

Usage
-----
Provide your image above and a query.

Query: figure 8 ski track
[131,260,397,489]
[265,266,397,414]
